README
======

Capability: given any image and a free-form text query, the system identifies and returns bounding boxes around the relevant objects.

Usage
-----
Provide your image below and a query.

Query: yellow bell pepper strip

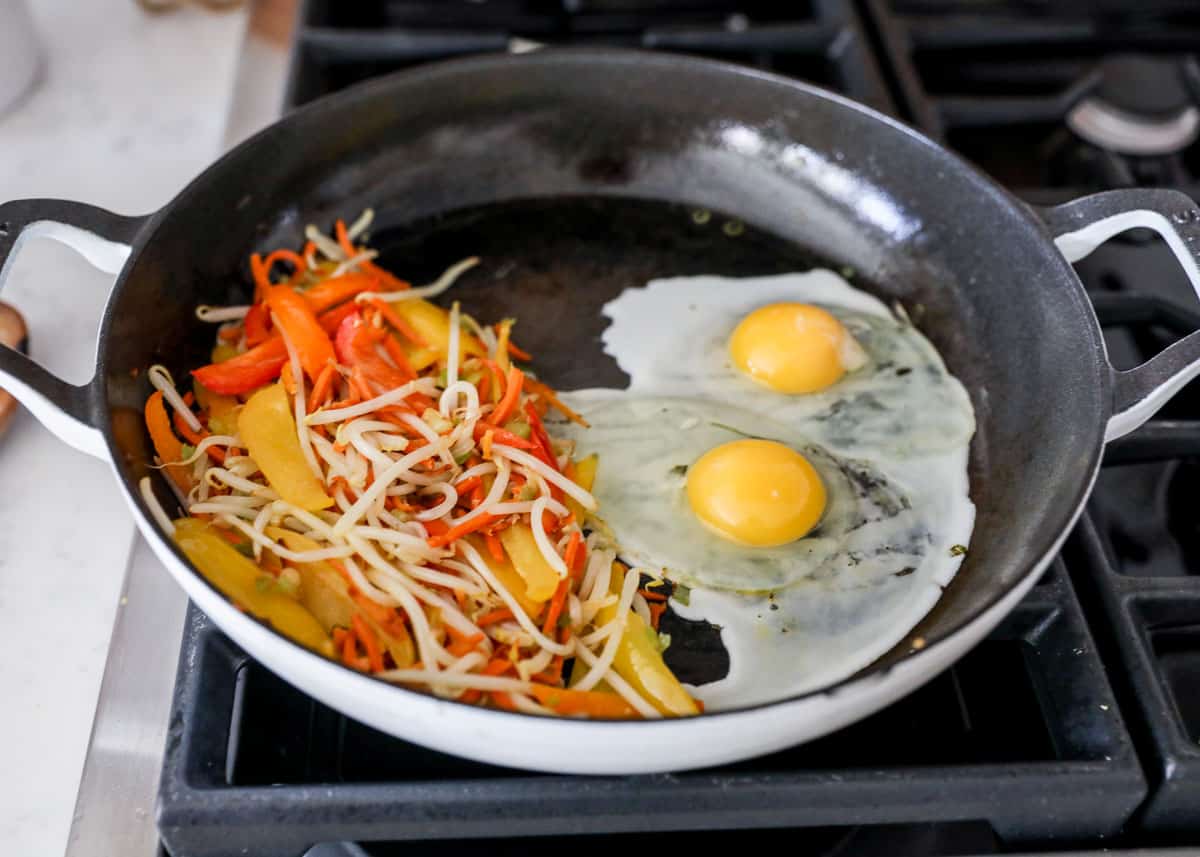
[498,523,560,602]
[238,383,332,510]
[578,562,700,716]
[464,534,544,619]
[529,684,640,719]
[192,380,241,437]
[209,342,240,365]
[388,298,486,365]
[264,284,336,382]
[173,518,332,655]
[563,455,598,525]
[268,527,415,669]
[144,391,192,494]
[193,336,290,396]
[494,318,514,374]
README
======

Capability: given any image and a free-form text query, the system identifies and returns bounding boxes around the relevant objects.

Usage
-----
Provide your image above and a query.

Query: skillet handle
[1039,188,1200,442]
[0,199,147,458]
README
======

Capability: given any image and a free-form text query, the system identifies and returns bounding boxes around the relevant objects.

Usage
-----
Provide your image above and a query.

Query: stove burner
[1067,55,1200,156]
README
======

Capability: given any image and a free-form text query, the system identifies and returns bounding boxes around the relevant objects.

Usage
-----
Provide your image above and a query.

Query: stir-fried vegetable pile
[139,211,700,719]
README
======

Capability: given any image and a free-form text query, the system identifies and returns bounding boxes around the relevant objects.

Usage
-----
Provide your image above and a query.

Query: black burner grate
[862,0,1200,203]
[287,0,894,113]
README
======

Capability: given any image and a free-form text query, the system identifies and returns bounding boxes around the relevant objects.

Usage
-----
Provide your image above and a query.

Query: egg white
[556,269,976,710]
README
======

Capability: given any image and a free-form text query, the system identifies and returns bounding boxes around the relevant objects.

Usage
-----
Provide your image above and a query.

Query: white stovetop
[0,3,247,853]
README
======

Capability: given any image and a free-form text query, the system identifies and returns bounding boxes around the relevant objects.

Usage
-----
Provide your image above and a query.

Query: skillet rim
[98,46,1111,725]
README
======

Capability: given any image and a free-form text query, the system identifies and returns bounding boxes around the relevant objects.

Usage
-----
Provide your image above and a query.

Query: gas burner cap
[1067,55,1200,156]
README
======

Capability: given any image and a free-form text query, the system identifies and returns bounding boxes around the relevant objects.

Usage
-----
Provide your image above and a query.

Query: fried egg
[556,393,937,595]
[553,269,976,710]
[600,269,974,458]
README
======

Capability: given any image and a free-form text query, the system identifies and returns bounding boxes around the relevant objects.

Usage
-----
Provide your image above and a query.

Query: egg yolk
[729,302,864,394]
[686,439,826,547]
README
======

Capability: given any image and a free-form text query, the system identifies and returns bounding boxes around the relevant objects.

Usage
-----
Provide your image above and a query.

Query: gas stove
[68,2,1200,855]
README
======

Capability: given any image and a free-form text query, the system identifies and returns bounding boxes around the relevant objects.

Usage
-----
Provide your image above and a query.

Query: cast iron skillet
[3,50,1200,773]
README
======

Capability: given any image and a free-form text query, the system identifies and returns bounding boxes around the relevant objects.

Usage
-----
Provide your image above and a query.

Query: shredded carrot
[351,592,403,634]
[533,655,564,686]
[367,297,428,348]
[307,362,337,413]
[490,365,524,425]
[264,249,307,283]
[476,608,514,628]
[173,408,225,463]
[349,366,376,402]
[648,602,667,631]
[485,532,506,563]
[327,381,361,410]
[445,626,484,647]
[459,689,483,705]
[453,475,482,497]
[380,333,417,380]
[506,339,532,361]
[480,428,494,460]
[483,658,513,676]
[524,376,590,427]
[570,541,587,582]
[427,513,498,548]
[423,518,450,538]
[638,588,668,603]
[217,324,241,343]
[352,614,385,673]
[563,531,582,574]
[334,219,357,258]
[339,630,360,669]
[490,692,519,712]
[474,421,537,450]
[528,685,639,719]
[333,219,410,290]
[541,578,569,636]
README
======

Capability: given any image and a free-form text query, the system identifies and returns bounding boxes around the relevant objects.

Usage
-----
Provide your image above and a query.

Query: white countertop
[0,3,247,853]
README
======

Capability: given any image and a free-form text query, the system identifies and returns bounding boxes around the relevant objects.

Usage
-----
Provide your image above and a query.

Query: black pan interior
[101,50,1108,697]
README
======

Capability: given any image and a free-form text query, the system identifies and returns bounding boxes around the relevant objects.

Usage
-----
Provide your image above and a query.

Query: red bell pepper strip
[191,337,289,395]
[265,285,335,382]
[317,300,361,336]
[303,273,379,314]
[334,312,414,394]
[524,400,561,473]
[243,302,272,347]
